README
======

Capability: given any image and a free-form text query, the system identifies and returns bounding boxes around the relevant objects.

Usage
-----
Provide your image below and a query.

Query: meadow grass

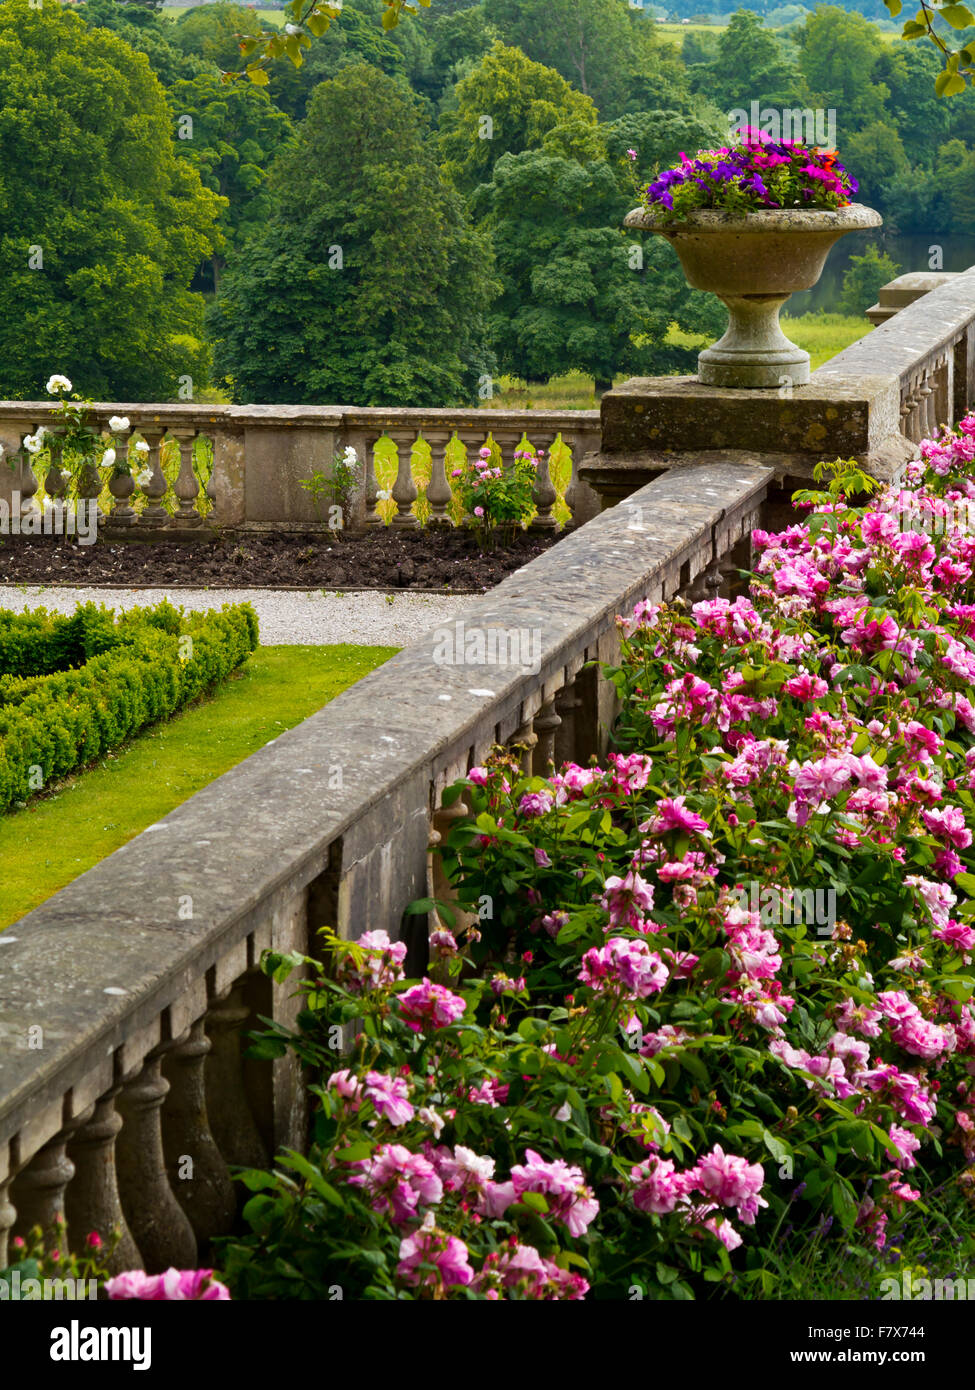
[0,643,396,928]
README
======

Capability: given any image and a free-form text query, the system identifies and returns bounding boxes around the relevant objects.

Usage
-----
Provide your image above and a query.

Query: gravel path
[0,586,481,647]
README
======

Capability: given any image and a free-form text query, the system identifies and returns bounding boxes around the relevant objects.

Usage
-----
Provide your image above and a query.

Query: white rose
[23,433,44,455]
[343,446,358,465]
[134,468,153,488]
[108,415,130,433]
[134,440,150,455]
[102,447,116,467]
[45,374,72,394]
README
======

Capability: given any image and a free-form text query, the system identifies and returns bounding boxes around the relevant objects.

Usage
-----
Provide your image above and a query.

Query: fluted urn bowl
[623,203,882,388]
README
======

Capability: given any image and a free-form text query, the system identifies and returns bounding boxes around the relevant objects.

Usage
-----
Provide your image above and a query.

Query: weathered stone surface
[599,375,903,470]
[624,204,882,388]
[0,460,772,1153]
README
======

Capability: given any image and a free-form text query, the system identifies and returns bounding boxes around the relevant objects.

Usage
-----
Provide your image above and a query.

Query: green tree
[79,0,209,85]
[211,64,498,406]
[840,119,909,213]
[173,2,264,71]
[697,9,803,113]
[168,72,295,290]
[797,6,889,126]
[932,138,975,235]
[476,149,724,391]
[483,0,686,117]
[839,243,901,316]
[0,0,222,400]
[603,109,729,187]
[874,42,949,167]
[439,41,600,194]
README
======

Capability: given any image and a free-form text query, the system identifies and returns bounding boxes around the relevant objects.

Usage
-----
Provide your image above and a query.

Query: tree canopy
[0,0,222,400]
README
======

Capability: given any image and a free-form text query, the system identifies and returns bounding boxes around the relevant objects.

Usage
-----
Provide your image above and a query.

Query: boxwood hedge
[0,600,259,813]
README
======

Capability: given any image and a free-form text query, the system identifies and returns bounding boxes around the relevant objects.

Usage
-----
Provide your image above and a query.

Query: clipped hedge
[0,600,259,812]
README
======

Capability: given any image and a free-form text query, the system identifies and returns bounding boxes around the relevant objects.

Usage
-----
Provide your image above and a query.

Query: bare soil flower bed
[0,527,565,592]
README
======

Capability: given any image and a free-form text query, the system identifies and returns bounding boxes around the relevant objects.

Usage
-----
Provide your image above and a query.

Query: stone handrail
[813,265,975,444]
[0,456,772,1273]
[0,402,603,535]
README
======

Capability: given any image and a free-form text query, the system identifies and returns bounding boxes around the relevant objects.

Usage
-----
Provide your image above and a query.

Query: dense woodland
[2,0,974,404]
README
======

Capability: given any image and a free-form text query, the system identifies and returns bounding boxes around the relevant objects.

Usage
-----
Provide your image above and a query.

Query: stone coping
[0,402,601,433]
[815,265,975,385]
[0,459,772,1147]
[624,203,882,233]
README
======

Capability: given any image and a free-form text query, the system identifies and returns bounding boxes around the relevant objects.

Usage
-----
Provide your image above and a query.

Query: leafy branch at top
[228,0,431,87]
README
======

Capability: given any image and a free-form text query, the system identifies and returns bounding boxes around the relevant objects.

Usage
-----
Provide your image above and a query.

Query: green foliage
[0,599,258,813]
[0,0,223,400]
[798,5,890,124]
[478,148,724,385]
[694,8,803,110]
[483,0,689,118]
[211,63,498,406]
[839,242,902,316]
[453,438,538,547]
[298,444,361,536]
[438,41,600,195]
[167,70,296,288]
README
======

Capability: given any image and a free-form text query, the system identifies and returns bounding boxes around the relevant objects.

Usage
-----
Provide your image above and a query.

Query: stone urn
[623,204,882,388]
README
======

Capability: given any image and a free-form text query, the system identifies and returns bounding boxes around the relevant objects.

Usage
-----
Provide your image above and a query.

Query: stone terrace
[1,269,974,1274]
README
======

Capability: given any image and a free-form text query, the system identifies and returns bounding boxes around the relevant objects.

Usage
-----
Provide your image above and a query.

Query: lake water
[786,232,975,317]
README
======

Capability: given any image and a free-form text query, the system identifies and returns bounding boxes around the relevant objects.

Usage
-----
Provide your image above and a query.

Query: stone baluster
[362,432,384,525]
[204,981,269,1177]
[532,696,562,776]
[918,380,934,440]
[423,428,455,526]
[528,433,558,529]
[65,1089,143,1275]
[18,430,41,518]
[172,428,203,528]
[510,714,538,779]
[160,1019,236,1249]
[107,428,138,527]
[138,431,170,528]
[554,680,582,767]
[43,432,69,528]
[686,551,722,603]
[491,428,522,471]
[0,1175,15,1270]
[560,429,602,527]
[389,429,419,528]
[10,1133,74,1256]
[203,437,217,515]
[116,1045,197,1273]
[429,793,477,941]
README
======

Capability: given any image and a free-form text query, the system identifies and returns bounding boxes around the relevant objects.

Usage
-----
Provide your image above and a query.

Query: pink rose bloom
[510,1149,599,1236]
[631,1156,688,1215]
[336,929,407,994]
[643,795,710,836]
[348,1143,443,1226]
[398,978,467,1029]
[397,1212,474,1289]
[690,1146,767,1225]
[364,1071,414,1126]
[473,506,485,517]
[922,805,972,850]
[106,1268,230,1300]
[327,1069,363,1105]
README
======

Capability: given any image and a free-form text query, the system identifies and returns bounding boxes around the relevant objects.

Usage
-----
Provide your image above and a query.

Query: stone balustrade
[0,456,771,1271]
[0,403,603,535]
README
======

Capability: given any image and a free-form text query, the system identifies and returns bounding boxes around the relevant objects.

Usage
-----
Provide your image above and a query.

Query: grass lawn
[0,644,395,929]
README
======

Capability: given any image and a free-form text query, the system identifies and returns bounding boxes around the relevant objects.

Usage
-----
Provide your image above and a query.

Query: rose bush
[219,419,975,1300]
[452,439,538,550]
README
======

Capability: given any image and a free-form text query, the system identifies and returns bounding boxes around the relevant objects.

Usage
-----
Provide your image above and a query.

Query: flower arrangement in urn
[638,130,859,220]
[625,129,879,388]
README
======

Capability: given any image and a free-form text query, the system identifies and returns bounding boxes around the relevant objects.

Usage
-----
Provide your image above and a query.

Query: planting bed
[0,527,564,592]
